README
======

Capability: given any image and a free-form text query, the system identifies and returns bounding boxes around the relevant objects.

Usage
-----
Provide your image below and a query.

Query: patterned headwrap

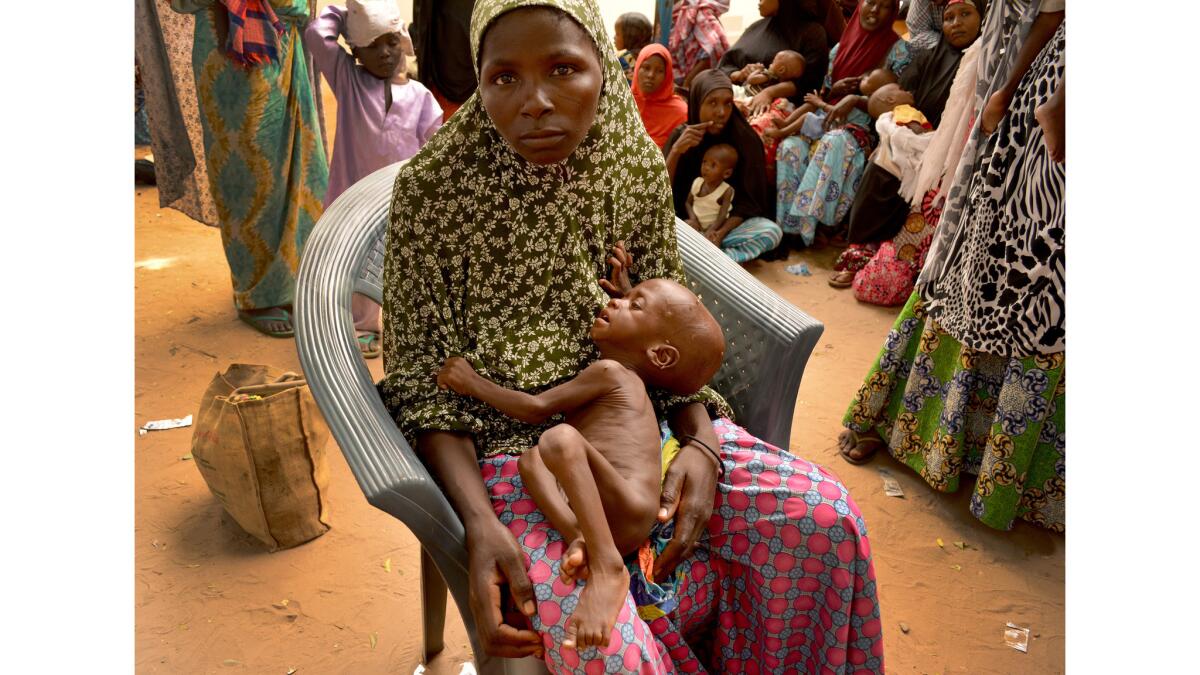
[380,0,729,455]
[220,0,284,67]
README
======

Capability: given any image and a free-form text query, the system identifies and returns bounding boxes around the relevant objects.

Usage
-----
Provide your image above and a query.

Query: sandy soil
[134,69,1064,675]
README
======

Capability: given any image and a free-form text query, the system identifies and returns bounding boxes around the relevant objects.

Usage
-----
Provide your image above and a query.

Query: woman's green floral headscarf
[379,0,729,455]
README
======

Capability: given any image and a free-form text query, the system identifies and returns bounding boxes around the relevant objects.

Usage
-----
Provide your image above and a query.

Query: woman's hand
[981,89,1010,135]
[824,96,859,131]
[436,356,481,396]
[748,91,774,118]
[654,403,722,580]
[466,519,544,658]
[671,122,710,156]
[828,76,861,99]
[598,241,634,298]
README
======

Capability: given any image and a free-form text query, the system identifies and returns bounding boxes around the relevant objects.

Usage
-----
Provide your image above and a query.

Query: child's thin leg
[518,447,587,580]
[535,424,656,651]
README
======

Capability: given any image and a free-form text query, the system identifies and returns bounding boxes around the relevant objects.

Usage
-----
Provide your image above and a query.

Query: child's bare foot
[560,538,590,582]
[1034,90,1064,163]
[562,563,629,651]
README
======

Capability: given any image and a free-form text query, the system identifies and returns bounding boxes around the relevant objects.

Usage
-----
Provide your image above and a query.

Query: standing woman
[381,1,884,671]
[668,0,731,90]
[839,0,1066,533]
[664,70,783,263]
[632,44,689,149]
[171,0,328,337]
[775,0,906,249]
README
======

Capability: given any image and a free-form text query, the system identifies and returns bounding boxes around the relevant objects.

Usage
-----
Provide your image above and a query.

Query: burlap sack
[191,364,332,551]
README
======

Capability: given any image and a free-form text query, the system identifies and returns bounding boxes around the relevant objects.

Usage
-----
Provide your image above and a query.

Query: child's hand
[747,71,770,86]
[703,227,724,246]
[828,76,861,99]
[437,357,481,396]
[599,241,634,298]
[687,218,703,232]
[803,91,825,107]
[763,127,783,139]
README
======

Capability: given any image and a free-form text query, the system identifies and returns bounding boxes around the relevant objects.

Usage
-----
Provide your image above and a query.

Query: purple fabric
[305,5,443,208]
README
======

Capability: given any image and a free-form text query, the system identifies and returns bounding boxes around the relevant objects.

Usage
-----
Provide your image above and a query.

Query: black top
[716,2,830,102]
[898,39,967,129]
[412,0,477,104]
[663,70,774,222]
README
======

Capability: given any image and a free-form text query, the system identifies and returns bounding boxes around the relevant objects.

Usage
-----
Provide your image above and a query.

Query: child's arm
[703,187,735,243]
[437,358,617,425]
[684,192,702,230]
[764,102,816,139]
[746,71,771,86]
[303,4,354,91]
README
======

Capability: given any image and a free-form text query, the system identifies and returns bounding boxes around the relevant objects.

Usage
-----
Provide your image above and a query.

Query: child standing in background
[305,0,443,358]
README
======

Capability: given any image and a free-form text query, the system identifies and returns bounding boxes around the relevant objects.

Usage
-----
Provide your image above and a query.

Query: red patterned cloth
[747,98,794,183]
[222,0,284,67]
[851,189,945,306]
[669,1,731,82]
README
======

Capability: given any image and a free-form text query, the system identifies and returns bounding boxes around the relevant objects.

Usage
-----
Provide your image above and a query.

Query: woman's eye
[492,73,516,85]
[552,65,576,77]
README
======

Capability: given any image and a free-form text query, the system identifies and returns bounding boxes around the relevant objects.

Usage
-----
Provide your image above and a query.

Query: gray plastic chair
[294,162,823,674]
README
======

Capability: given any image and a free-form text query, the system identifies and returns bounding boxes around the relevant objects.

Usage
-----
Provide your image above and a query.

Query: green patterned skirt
[843,293,1065,532]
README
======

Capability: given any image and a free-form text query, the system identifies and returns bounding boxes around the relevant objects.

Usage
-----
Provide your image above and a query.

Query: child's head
[614,12,653,52]
[700,144,738,184]
[346,0,411,80]
[592,279,726,395]
[867,83,916,119]
[859,68,898,97]
[768,50,806,81]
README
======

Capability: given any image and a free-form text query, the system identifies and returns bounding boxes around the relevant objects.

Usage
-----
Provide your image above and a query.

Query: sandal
[357,331,381,359]
[828,270,855,289]
[839,430,886,465]
[238,307,294,338]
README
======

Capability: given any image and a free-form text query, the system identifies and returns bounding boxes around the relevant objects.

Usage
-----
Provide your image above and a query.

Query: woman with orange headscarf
[632,44,688,149]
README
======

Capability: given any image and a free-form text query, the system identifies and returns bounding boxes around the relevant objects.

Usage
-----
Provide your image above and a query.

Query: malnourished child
[436,256,726,651]
[685,144,737,245]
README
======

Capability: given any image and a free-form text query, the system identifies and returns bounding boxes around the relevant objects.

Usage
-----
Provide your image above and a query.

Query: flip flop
[357,331,381,359]
[238,308,294,338]
[828,270,855,289]
[840,431,886,465]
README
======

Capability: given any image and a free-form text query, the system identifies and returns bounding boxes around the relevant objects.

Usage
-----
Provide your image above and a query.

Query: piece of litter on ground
[180,454,193,461]
[138,429,147,437]
[954,541,966,549]
[950,564,962,571]
[413,666,426,675]
[1004,622,1030,653]
[785,262,811,276]
[458,663,477,675]
[141,414,193,432]
[936,538,944,548]
[878,469,905,497]
[370,632,378,649]
[287,669,297,675]
[898,622,910,634]
[383,558,392,573]
[222,659,242,667]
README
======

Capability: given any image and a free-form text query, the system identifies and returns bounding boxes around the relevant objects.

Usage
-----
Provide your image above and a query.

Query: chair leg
[421,547,447,661]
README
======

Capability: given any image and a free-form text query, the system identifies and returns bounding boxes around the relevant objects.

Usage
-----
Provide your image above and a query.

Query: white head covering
[345,0,414,53]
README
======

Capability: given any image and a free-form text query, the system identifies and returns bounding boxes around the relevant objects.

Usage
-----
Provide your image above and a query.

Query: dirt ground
[134,68,1064,675]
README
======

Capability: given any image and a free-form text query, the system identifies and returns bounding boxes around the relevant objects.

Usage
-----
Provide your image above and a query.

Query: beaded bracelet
[678,435,725,478]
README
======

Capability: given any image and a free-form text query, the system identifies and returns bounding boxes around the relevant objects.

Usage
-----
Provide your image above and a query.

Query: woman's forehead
[480,10,594,65]
[472,1,605,68]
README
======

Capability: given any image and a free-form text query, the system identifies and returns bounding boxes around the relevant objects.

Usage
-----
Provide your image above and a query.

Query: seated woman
[668,0,732,90]
[839,0,1065,533]
[830,0,984,291]
[632,44,689,149]
[775,0,908,250]
[380,1,884,670]
[663,70,783,264]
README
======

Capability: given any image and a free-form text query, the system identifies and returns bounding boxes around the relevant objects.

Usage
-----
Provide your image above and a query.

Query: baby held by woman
[437,245,725,651]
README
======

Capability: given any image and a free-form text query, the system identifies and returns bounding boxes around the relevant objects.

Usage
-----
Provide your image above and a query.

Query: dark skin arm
[824,94,869,131]
[437,358,617,424]
[665,123,710,181]
[747,80,799,117]
[704,192,737,245]
[414,431,543,659]
[654,401,721,579]
[981,10,1065,134]
[685,192,703,231]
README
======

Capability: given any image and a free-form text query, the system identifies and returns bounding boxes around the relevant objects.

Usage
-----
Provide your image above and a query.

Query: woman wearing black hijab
[840,0,985,253]
[663,69,783,263]
[717,0,831,113]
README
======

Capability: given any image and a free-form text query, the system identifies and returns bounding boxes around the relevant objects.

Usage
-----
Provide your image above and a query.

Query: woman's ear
[646,344,680,370]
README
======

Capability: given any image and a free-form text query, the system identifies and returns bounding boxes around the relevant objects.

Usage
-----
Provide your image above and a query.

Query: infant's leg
[535,424,654,651]
[518,447,587,581]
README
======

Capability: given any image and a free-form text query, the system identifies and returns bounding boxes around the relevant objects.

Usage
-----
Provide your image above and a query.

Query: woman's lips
[520,129,567,148]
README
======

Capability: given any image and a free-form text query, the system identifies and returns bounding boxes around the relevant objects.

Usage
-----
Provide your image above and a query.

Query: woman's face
[858,0,894,32]
[758,0,780,18]
[638,54,667,94]
[942,2,982,48]
[698,88,734,135]
[479,8,603,165]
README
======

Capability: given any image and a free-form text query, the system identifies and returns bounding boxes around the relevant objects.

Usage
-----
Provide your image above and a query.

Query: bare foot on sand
[1035,86,1064,163]
[837,428,886,465]
[562,564,629,651]
[560,538,590,582]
